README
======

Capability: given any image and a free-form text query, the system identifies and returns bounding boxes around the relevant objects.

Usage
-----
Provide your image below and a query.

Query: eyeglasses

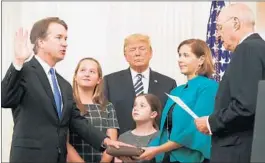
[216,17,235,32]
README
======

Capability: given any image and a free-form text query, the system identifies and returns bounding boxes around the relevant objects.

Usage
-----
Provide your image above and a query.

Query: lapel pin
[154,80,158,83]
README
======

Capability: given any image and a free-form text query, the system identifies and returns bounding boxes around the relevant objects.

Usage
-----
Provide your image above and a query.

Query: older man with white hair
[195,3,265,163]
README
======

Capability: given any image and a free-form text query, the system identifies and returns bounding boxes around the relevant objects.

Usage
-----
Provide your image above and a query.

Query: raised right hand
[14,28,32,66]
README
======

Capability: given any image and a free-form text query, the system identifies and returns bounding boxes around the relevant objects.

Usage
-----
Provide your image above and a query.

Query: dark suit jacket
[1,57,106,162]
[208,33,265,162]
[104,68,176,134]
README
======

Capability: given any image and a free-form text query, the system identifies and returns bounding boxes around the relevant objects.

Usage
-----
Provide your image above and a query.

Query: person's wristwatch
[100,135,110,150]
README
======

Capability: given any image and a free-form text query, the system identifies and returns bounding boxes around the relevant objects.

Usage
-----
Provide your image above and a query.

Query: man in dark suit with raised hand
[195,3,265,162]
[1,17,127,163]
[104,33,177,134]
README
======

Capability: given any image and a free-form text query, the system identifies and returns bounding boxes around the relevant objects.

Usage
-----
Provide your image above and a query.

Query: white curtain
[1,2,257,161]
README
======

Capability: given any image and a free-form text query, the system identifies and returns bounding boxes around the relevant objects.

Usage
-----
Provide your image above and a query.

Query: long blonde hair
[72,57,107,114]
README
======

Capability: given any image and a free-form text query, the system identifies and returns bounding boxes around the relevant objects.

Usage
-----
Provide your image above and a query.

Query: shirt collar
[239,32,254,44]
[35,55,54,75]
[130,67,150,79]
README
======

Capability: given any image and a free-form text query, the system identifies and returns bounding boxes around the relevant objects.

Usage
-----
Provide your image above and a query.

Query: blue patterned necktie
[134,74,144,96]
[49,68,62,119]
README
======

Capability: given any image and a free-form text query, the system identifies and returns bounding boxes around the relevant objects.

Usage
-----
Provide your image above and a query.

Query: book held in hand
[106,145,145,157]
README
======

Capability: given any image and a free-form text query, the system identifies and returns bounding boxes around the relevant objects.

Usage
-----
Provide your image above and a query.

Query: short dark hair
[30,17,68,54]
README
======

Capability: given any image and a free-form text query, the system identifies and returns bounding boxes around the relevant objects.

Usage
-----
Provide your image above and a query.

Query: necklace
[166,103,177,142]
[166,86,186,141]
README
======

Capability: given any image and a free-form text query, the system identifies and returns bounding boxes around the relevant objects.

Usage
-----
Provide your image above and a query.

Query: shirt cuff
[12,62,23,71]
[206,116,212,135]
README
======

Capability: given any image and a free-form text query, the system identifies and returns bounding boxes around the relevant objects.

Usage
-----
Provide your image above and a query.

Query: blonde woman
[67,58,119,163]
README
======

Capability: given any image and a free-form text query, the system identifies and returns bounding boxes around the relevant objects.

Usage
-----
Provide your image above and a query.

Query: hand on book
[138,146,159,160]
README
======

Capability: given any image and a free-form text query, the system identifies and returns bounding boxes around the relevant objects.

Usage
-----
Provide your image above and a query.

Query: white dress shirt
[130,67,150,94]
[13,55,63,111]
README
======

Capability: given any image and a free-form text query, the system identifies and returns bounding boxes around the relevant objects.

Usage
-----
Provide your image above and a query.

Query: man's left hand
[194,116,210,135]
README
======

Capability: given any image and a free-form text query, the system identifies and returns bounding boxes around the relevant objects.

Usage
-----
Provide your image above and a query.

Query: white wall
[0,1,258,161]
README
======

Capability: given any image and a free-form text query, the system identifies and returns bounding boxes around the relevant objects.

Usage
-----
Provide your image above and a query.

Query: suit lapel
[148,69,159,94]
[122,68,136,100]
[30,57,59,119]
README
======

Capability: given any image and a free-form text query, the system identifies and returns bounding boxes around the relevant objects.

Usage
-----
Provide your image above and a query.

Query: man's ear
[124,50,131,63]
[233,17,241,31]
[150,47,153,56]
[37,38,44,49]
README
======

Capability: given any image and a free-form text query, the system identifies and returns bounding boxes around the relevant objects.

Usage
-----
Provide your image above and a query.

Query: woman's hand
[138,147,159,160]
